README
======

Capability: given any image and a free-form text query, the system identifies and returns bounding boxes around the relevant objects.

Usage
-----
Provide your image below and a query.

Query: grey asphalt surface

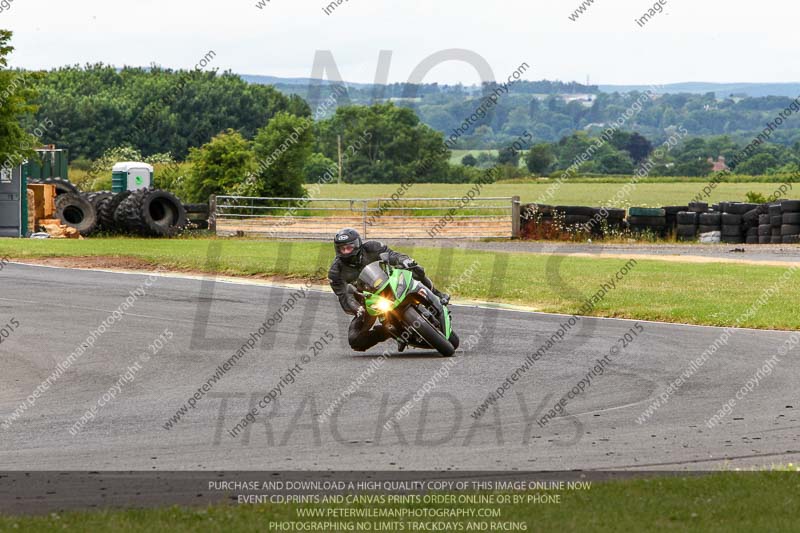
[1,263,798,472]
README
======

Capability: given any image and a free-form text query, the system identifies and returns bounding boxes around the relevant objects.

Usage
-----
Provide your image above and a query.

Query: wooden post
[208,194,217,233]
[337,135,343,184]
[511,195,521,239]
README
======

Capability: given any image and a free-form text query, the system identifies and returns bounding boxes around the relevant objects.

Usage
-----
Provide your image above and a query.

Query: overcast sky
[2,0,796,86]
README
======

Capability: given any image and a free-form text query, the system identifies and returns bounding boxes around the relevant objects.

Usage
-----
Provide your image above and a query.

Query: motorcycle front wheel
[403,306,455,357]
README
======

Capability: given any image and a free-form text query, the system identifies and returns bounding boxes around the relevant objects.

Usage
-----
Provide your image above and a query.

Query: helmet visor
[336,243,357,256]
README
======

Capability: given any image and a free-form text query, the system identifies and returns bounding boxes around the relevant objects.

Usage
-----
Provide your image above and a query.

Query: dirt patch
[13,256,160,271]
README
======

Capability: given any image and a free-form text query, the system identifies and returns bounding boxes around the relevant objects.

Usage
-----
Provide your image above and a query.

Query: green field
[2,472,798,532]
[448,149,499,165]
[2,238,798,330]
[316,182,793,208]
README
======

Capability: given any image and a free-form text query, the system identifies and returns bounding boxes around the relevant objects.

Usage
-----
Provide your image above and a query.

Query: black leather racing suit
[328,241,436,351]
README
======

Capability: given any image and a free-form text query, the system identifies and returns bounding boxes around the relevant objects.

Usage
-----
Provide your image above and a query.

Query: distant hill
[600,82,800,98]
[240,74,374,88]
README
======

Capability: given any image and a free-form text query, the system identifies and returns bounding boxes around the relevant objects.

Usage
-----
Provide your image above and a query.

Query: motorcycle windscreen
[358,262,390,291]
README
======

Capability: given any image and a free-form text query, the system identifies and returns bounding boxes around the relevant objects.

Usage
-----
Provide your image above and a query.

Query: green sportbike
[351,253,458,357]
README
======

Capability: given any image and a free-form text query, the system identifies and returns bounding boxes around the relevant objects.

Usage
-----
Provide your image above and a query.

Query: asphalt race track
[1,263,799,472]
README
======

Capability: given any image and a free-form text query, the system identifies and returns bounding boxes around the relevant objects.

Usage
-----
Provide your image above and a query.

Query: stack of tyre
[105,188,188,237]
[664,206,689,234]
[697,209,722,239]
[717,202,760,244]
[627,207,667,237]
[32,175,187,237]
[763,204,782,244]
[780,200,800,244]
[676,209,699,241]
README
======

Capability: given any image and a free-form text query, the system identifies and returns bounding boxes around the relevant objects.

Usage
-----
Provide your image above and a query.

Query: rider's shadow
[350,349,457,359]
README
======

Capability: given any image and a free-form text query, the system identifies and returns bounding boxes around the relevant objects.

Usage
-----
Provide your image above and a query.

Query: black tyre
[722,225,742,237]
[84,191,114,218]
[676,224,697,236]
[94,194,115,230]
[698,225,721,234]
[771,216,783,227]
[562,214,592,226]
[768,205,783,217]
[781,224,800,236]
[745,236,759,244]
[726,203,758,215]
[783,213,800,225]
[772,227,782,236]
[746,227,759,237]
[699,213,722,225]
[604,208,626,220]
[758,224,772,236]
[742,209,760,224]
[771,236,783,244]
[688,202,708,213]
[676,212,697,225]
[664,206,688,216]
[100,191,131,232]
[627,215,666,226]
[55,193,97,235]
[403,306,455,357]
[28,176,79,196]
[782,235,800,244]
[781,200,800,213]
[117,188,188,237]
[758,236,770,244]
[758,214,771,225]
[722,213,742,225]
[449,331,460,350]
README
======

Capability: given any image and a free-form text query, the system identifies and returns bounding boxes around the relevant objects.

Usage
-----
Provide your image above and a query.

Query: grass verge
[1,472,798,532]
[0,238,798,329]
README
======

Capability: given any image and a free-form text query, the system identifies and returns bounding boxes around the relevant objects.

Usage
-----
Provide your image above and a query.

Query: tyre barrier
[521,200,800,244]
[520,204,624,239]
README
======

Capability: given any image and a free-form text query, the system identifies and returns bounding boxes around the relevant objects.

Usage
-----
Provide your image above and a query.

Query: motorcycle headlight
[372,297,394,313]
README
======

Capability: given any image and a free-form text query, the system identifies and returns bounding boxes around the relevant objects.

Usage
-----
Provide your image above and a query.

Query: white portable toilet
[111,162,154,193]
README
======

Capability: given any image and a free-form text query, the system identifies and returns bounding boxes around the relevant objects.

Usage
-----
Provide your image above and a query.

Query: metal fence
[213,196,520,240]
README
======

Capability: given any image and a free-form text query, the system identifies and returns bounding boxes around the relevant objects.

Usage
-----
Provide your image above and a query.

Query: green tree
[28,65,309,160]
[461,153,478,167]
[625,132,653,164]
[497,146,520,167]
[525,143,554,174]
[315,103,450,183]
[736,153,778,175]
[248,113,313,197]
[599,152,634,174]
[303,152,337,183]
[184,129,255,202]
[0,30,38,168]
